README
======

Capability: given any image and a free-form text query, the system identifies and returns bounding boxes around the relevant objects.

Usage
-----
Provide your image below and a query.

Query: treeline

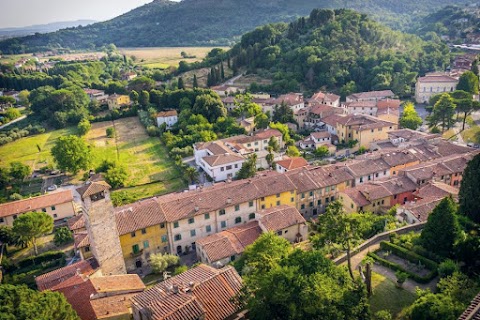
[228,9,450,96]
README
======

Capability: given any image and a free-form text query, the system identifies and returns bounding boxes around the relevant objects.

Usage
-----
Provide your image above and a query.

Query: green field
[0,117,185,202]
[0,127,77,170]
[369,272,416,319]
[461,125,480,144]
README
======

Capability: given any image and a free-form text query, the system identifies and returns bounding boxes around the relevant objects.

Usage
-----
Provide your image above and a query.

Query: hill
[226,9,450,96]
[0,0,466,53]
[412,5,480,44]
[0,20,96,40]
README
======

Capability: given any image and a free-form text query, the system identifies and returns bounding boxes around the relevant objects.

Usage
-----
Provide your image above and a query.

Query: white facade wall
[198,158,245,182]
[156,115,178,128]
[354,169,390,185]
[415,80,458,104]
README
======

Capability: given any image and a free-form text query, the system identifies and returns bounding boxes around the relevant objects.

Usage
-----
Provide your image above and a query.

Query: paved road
[0,115,26,129]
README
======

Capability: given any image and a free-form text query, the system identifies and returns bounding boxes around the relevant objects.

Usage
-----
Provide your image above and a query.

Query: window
[53,214,58,218]
[309,202,313,207]
[142,228,147,234]
[235,217,242,224]
[368,175,371,181]
[247,143,251,147]
[254,142,259,146]
[249,213,255,220]
[249,201,254,207]
[51,206,56,211]
[317,200,321,206]
[325,186,330,192]
[261,197,265,201]
[375,173,379,178]
[384,170,387,175]
[301,204,305,209]
[393,171,396,175]
[174,221,179,228]
[351,203,354,209]
[276,200,280,206]
[235,164,238,169]
[143,240,150,249]
[174,234,182,241]
[132,244,140,254]
[277,231,282,236]
[235,205,240,211]
[161,235,168,243]
[160,223,165,229]
[0,218,4,223]
[381,200,385,205]
[325,197,330,204]
[331,196,334,202]
[346,180,350,186]
[219,209,226,215]
[85,246,90,252]
[190,230,196,237]
[188,217,195,224]
[261,204,265,209]
[291,197,295,202]
[42,208,47,212]
[373,203,376,207]
[276,193,280,198]
[204,213,210,220]
[309,191,313,197]
[359,177,363,183]
[394,195,397,199]
[231,255,236,262]
[206,225,212,233]
[301,193,305,199]
[13,215,17,220]
[220,167,225,172]
[221,221,227,228]
[131,232,136,238]
[226,165,232,170]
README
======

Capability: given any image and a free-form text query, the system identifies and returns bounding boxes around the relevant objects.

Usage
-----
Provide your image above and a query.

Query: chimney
[173,285,179,294]
[226,198,232,204]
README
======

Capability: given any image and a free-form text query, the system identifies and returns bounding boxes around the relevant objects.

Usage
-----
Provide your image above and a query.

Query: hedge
[17,251,65,269]
[379,241,438,270]
[367,252,437,284]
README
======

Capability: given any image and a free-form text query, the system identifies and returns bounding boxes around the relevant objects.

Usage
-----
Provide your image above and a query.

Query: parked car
[47,184,58,191]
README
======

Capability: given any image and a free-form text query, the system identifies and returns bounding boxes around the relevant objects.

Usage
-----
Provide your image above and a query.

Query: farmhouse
[156,110,178,129]
[107,94,131,110]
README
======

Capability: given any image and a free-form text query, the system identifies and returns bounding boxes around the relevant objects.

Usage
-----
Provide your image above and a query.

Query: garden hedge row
[367,252,437,284]
[17,251,65,269]
[379,241,438,270]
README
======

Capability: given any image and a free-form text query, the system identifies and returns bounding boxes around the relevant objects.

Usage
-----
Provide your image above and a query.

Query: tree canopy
[457,71,479,95]
[399,102,423,130]
[51,135,91,174]
[12,211,54,255]
[458,153,480,223]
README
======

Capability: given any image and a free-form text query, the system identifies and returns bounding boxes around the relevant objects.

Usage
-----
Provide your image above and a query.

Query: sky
[0,0,159,28]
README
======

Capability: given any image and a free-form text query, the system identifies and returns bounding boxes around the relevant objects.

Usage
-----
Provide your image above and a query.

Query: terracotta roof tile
[132,265,242,320]
[458,291,480,320]
[77,181,111,199]
[257,205,306,232]
[276,157,309,170]
[115,198,166,236]
[36,259,97,291]
[68,214,85,231]
[346,158,390,177]
[91,293,138,320]
[0,190,73,218]
[347,90,395,101]
[74,232,90,249]
[157,110,178,118]
[202,153,245,167]
[90,274,146,293]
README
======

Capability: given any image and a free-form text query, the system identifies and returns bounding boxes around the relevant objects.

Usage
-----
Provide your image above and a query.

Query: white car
[47,185,58,191]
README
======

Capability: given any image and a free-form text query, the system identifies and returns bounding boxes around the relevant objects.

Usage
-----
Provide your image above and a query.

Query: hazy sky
[1,0,157,28]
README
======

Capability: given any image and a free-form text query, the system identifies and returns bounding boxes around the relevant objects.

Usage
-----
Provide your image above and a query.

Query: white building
[415,74,459,104]
[156,110,178,129]
[199,153,245,182]
[346,90,395,103]
[83,89,109,104]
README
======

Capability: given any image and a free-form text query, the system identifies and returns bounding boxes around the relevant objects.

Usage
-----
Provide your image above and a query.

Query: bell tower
[77,181,126,275]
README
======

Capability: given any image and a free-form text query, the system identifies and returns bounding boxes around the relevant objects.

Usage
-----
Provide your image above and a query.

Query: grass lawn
[442,129,458,141]
[461,125,480,144]
[0,127,77,170]
[369,272,416,319]
[119,47,229,69]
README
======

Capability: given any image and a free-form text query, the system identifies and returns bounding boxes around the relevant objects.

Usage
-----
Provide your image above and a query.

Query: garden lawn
[461,125,480,144]
[369,272,416,319]
[0,127,76,170]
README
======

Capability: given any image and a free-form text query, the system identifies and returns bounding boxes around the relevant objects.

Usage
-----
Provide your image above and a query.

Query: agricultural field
[119,47,229,69]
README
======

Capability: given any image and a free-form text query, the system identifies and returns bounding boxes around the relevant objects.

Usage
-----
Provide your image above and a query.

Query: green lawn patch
[461,125,480,144]
[370,272,416,319]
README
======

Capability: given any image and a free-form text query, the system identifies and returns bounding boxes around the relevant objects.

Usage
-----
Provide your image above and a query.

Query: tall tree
[286,145,300,157]
[233,94,262,119]
[236,154,257,180]
[177,77,185,90]
[420,197,460,257]
[129,90,139,104]
[192,74,198,88]
[311,201,360,279]
[77,118,91,136]
[272,101,294,123]
[457,71,479,95]
[139,90,150,107]
[254,112,270,129]
[220,62,225,79]
[185,166,199,184]
[12,211,54,255]
[0,284,79,320]
[9,162,31,180]
[428,93,456,133]
[192,94,227,122]
[51,135,91,174]
[399,102,423,130]
[458,153,480,223]
[268,136,280,152]
[471,58,479,76]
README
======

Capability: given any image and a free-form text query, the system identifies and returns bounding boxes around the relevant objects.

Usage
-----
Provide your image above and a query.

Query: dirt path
[372,264,438,293]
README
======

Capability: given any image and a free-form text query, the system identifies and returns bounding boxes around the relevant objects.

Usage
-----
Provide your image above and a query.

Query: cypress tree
[221,62,225,79]
[420,197,460,257]
[193,74,198,88]
[178,77,184,89]
[459,153,480,223]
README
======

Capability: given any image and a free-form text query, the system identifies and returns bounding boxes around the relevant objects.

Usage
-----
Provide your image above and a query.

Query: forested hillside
[0,0,466,53]
[412,5,480,43]
[227,9,450,96]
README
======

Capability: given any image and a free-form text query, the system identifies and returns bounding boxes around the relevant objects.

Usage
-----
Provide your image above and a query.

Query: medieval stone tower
[77,181,126,275]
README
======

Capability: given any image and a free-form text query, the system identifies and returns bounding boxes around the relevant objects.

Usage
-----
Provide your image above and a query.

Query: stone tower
[77,181,126,275]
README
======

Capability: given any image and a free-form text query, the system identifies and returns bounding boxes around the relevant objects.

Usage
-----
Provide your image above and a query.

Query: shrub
[173,265,188,276]
[379,241,438,271]
[150,253,180,274]
[438,259,459,278]
[146,125,160,137]
[395,270,408,284]
[106,127,115,138]
[17,251,65,269]
[53,227,73,246]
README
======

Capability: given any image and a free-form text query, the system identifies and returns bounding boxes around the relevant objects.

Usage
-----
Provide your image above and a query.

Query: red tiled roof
[458,291,480,320]
[56,278,97,320]
[157,110,178,118]
[377,99,401,109]
[91,294,139,320]
[257,205,306,232]
[132,265,242,320]
[276,157,309,170]
[311,131,331,140]
[115,198,166,236]
[347,90,395,101]
[196,221,261,263]
[90,274,146,293]
[36,259,97,291]
[418,75,458,83]
[346,158,390,177]
[0,190,73,218]
[68,214,85,231]
[202,153,245,167]
[77,181,111,199]
[74,232,90,249]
